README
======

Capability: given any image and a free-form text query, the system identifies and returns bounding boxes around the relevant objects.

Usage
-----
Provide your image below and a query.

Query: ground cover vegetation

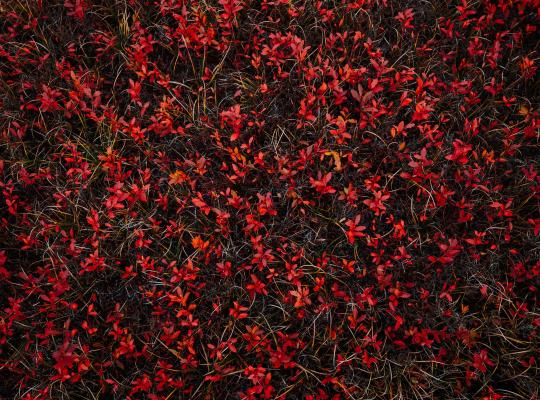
[0,0,539,398]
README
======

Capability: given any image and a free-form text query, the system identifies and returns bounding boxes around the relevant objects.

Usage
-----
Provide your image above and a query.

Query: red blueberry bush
[0,0,539,399]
